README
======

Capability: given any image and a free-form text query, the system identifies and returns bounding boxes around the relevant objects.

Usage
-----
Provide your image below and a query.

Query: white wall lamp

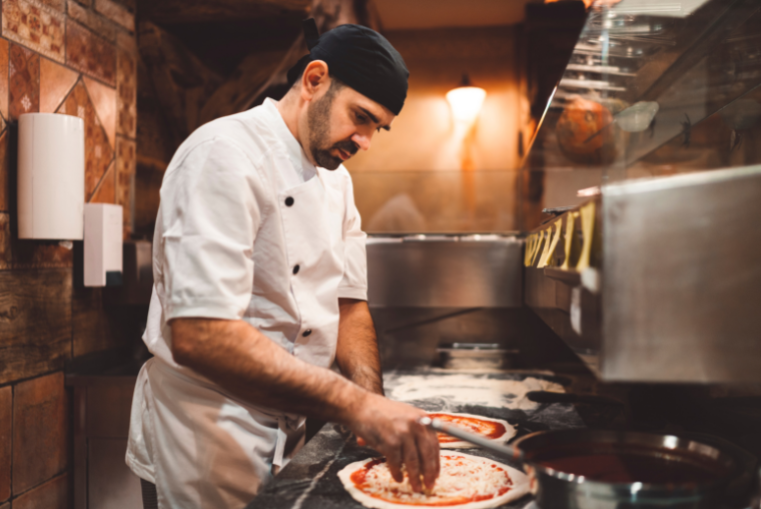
[17,112,122,287]
[446,74,487,125]
[18,113,85,240]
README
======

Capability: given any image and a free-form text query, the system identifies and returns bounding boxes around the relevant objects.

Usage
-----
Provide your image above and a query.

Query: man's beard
[307,93,358,170]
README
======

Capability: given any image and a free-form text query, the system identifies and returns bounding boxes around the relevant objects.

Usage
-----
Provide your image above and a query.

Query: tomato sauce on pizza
[355,413,515,451]
[343,453,516,507]
[428,414,507,444]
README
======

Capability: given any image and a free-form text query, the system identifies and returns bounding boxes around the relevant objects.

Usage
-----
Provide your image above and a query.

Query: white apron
[126,99,367,509]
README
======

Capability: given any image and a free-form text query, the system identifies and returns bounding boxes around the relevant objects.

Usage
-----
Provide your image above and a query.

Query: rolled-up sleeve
[338,173,368,301]
[161,137,261,320]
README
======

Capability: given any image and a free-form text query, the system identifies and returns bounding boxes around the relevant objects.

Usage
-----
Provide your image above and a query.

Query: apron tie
[273,415,307,473]
[273,417,289,468]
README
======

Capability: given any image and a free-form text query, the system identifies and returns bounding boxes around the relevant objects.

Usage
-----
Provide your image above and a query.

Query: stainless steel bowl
[514,429,756,509]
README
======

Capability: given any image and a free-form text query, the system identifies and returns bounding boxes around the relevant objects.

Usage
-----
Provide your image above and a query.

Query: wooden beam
[198,49,287,125]
[138,0,311,24]
[138,21,224,146]
[240,0,380,110]
[200,0,381,124]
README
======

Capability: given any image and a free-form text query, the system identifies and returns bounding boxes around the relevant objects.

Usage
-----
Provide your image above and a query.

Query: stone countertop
[245,370,590,509]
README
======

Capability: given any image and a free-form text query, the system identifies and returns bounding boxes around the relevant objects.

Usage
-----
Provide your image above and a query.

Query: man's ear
[301,60,330,101]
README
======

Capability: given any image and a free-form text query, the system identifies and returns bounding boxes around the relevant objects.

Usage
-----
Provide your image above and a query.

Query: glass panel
[523,0,761,193]
[350,170,518,234]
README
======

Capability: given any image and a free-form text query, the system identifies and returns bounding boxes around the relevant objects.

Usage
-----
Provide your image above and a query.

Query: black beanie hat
[287,19,409,116]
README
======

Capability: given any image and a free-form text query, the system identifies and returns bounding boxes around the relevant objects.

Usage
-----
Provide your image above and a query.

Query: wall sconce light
[18,113,84,240]
[446,74,486,124]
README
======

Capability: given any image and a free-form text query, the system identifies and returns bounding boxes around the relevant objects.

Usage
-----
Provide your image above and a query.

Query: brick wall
[0,0,138,506]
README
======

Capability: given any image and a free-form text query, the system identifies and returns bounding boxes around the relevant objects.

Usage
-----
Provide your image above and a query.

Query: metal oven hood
[525,165,761,383]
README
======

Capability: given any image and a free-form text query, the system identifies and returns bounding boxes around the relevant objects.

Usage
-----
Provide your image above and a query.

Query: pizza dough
[338,451,529,509]
[387,374,565,411]
[430,412,516,449]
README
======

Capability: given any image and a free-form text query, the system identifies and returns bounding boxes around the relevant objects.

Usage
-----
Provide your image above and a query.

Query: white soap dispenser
[84,203,123,287]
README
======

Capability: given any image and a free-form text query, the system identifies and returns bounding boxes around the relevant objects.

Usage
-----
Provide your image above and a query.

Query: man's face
[306,80,395,170]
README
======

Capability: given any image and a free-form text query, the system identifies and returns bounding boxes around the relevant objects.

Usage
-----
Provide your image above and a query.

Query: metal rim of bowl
[514,429,739,494]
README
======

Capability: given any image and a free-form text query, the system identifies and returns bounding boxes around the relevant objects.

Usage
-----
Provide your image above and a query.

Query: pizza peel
[419,416,523,463]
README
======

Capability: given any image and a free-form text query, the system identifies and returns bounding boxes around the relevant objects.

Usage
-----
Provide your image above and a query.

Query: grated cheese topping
[352,453,513,505]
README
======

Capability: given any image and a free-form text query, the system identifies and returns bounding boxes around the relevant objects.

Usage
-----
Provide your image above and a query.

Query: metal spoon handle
[419,416,522,462]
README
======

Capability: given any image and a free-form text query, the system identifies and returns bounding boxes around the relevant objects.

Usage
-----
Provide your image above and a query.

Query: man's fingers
[402,436,423,492]
[417,424,440,489]
[385,443,404,483]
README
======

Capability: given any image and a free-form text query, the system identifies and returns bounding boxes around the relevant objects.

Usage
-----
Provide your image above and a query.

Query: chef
[125,19,440,509]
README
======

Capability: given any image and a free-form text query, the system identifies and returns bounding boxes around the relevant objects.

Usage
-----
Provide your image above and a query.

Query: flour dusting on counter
[387,374,565,411]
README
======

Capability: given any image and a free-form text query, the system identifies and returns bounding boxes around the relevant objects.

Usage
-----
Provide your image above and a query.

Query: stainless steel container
[514,429,756,509]
[436,342,518,370]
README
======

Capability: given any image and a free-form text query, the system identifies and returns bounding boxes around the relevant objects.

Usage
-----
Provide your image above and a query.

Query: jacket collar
[262,98,317,182]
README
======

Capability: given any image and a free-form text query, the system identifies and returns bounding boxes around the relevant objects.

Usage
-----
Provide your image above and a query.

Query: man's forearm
[171,318,368,424]
[335,299,384,395]
[172,314,440,492]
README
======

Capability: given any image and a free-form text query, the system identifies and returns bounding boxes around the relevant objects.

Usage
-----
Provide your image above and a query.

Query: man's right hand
[345,393,440,493]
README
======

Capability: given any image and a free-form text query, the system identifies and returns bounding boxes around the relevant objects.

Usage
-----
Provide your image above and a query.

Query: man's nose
[351,132,371,151]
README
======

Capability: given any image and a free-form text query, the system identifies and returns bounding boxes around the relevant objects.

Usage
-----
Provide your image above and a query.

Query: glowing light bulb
[446,86,486,124]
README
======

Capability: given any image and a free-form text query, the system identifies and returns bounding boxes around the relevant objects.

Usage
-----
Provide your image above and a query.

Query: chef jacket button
[285,196,294,207]
[293,265,300,275]
[302,329,312,337]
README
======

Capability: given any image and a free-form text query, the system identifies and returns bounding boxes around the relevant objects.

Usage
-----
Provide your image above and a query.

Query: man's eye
[356,113,367,124]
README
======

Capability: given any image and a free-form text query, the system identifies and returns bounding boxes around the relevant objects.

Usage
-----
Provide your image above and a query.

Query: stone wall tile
[2,0,65,63]
[0,270,72,384]
[9,44,40,120]
[0,39,9,119]
[11,240,73,269]
[0,213,11,269]
[116,136,135,237]
[90,161,115,203]
[0,386,10,502]
[58,81,114,200]
[12,373,68,494]
[39,57,78,113]
[0,132,7,212]
[83,76,116,147]
[93,0,133,32]
[72,284,138,356]
[36,0,64,13]
[116,29,136,53]
[66,21,116,86]
[13,473,68,509]
[112,0,133,11]
[66,0,116,42]
[115,47,135,138]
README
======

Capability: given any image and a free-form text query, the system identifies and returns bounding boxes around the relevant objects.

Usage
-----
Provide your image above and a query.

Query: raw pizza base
[338,451,529,509]
[431,412,516,449]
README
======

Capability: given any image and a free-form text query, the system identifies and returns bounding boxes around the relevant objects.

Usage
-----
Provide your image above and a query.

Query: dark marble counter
[246,370,590,509]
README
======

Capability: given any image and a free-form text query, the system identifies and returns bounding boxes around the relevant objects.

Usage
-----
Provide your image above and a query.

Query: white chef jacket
[125,98,368,509]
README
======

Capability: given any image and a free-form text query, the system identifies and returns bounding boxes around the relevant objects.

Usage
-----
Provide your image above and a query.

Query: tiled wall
[0,0,137,506]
